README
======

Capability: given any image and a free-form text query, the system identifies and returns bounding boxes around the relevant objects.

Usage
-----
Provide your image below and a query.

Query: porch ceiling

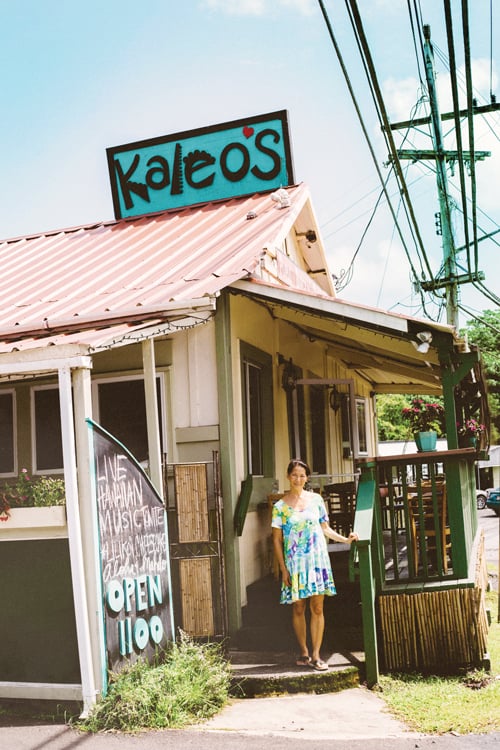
[231,280,460,395]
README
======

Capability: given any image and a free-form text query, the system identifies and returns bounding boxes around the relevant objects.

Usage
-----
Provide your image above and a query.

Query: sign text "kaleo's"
[106,111,294,219]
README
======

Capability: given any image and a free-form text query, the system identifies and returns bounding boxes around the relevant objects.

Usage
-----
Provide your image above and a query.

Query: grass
[77,631,232,732]
[378,571,500,735]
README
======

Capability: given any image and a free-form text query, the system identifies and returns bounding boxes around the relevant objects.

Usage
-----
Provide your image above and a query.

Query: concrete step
[228,648,364,698]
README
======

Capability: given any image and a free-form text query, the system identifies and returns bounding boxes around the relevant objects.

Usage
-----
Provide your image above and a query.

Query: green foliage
[463,309,500,442]
[2,469,65,510]
[78,632,232,732]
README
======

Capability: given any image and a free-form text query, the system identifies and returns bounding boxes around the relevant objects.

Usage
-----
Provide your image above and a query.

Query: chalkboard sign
[87,419,174,673]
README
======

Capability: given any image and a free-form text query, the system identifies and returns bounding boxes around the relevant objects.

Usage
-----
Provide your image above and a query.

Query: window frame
[0,388,17,477]
[92,372,167,466]
[241,342,274,478]
[30,384,64,475]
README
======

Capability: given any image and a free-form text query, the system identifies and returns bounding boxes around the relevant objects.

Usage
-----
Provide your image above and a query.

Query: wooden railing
[374,447,478,584]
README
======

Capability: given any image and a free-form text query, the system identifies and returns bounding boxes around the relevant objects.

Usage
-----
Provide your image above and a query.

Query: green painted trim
[235,474,253,536]
[214,292,242,634]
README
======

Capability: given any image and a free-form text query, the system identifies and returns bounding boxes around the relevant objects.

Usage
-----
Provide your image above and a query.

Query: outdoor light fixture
[412,330,433,354]
[278,355,297,392]
[329,385,342,413]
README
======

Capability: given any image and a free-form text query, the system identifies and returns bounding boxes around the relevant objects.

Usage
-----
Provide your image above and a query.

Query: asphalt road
[480,506,499,591]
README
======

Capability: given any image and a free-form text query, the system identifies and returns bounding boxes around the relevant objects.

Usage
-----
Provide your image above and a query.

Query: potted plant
[457,418,485,449]
[0,469,66,528]
[401,397,444,451]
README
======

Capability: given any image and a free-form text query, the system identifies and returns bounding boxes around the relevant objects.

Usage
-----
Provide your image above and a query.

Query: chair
[408,481,451,574]
[322,482,356,537]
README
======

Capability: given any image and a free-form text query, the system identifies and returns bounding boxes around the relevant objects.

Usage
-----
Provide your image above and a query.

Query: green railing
[349,447,478,686]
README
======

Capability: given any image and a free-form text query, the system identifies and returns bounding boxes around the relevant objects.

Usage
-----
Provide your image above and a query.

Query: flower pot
[414,431,437,452]
[0,505,67,540]
[458,435,478,449]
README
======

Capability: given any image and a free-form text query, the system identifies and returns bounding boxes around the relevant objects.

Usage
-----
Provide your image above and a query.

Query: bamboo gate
[165,456,228,640]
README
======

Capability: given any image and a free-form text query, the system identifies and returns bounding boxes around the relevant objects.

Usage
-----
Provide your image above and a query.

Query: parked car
[485,487,500,515]
[476,489,489,510]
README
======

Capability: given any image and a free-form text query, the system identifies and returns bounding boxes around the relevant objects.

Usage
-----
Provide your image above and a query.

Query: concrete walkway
[194,686,420,740]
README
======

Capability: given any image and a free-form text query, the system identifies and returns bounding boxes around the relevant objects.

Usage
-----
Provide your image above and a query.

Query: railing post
[357,540,379,687]
[353,461,380,687]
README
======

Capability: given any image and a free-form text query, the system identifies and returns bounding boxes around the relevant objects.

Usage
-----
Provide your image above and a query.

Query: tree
[462,309,500,444]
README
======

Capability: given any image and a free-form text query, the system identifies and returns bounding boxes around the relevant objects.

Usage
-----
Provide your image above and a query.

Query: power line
[315,0,425,292]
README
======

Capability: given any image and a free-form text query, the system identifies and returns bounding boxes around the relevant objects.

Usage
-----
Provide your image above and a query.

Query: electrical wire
[460,0,480,274]
[343,0,435,281]
[315,0,425,295]
[443,0,472,276]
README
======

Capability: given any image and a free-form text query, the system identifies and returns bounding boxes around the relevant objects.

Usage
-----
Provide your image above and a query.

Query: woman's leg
[291,599,308,657]
[309,594,325,662]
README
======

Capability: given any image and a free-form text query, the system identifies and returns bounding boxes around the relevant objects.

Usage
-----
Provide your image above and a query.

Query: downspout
[58,365,97,714]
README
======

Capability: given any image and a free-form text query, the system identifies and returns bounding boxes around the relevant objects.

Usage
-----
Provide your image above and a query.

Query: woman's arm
[321,522,358,545]
[272,527,291,586]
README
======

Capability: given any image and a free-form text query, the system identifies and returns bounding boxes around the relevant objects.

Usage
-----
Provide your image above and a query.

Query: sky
[0,0,498,331]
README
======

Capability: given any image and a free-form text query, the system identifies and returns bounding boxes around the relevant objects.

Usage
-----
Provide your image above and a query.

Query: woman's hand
[347,532,359,543]
[281,568,291,587]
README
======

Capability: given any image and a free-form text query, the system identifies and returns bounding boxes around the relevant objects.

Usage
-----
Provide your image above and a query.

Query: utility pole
[422,24,459,329]
[391,24,498,329]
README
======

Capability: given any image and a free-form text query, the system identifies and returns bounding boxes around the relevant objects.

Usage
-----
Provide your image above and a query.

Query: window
[94,375,164,464]
[32,386,63,472]
[340,393,370,458]
[355,397,369,455]
[309,385,326,474]
[244,362,263,475]
[241,343,274,477]
[0,390,15,475]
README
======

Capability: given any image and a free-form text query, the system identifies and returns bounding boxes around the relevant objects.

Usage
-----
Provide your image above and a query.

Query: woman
[271,458,358,671]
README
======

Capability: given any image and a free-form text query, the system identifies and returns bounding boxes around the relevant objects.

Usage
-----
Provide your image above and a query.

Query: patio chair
[408,481,451,573]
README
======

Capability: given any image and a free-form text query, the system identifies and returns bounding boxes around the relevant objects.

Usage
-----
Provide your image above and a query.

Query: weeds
[78,631,231,732]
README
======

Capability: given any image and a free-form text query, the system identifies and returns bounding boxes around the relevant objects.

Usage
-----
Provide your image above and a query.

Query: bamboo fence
[378,532,489,672]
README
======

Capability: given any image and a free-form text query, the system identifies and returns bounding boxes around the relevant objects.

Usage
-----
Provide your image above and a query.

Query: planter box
[0,506,67,540]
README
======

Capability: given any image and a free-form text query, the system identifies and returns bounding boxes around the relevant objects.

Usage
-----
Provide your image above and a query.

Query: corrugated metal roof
[0,184,313,340]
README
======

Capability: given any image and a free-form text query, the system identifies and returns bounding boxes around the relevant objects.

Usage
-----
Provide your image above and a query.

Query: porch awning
[231,279,461,395]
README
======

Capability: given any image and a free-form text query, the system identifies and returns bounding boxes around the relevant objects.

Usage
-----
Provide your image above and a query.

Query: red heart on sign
[243,126,254,138]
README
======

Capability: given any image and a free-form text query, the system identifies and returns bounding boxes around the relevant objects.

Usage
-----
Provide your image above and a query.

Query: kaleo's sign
[87,419,174,673]
[106,110,294,219]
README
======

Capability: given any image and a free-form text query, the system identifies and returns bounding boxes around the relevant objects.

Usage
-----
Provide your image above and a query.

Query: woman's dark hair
[286,458,311,476]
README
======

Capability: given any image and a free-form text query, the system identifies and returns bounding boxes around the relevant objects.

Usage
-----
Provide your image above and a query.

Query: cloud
[200,0,314,15]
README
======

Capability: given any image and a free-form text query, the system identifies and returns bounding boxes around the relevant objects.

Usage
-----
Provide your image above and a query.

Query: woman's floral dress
[272,492,337,604]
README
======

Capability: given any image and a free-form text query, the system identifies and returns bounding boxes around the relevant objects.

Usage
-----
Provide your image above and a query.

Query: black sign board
[87,420,173,673]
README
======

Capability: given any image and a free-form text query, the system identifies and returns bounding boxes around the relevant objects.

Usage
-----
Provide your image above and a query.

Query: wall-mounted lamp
[278,355,297,392]
[412,330,433,354]
[329,385,342,413]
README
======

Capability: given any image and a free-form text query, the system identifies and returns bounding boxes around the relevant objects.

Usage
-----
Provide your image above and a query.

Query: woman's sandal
[295,655,311,667]
[310,659,329,671]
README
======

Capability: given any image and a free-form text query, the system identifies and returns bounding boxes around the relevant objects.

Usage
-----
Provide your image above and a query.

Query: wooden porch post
[58,365,97,714]
[73,365,108,700]
[142,339,163,499]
